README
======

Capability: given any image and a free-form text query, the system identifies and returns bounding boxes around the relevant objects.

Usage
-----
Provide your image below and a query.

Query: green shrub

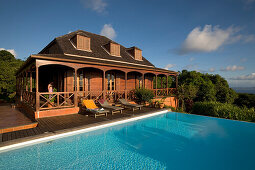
[134,88,154,104]
[191,102,255,122]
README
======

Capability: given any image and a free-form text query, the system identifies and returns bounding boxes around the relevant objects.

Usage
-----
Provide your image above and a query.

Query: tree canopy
[0,50,23,95]
[178,70,237,104]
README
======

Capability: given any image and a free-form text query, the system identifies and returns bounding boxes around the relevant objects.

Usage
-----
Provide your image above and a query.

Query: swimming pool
[1,112,255,169]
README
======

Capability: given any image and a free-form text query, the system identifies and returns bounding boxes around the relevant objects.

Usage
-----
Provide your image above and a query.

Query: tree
[176,84,186,111]
[184,84,198,112]
[0,50,15,61]
[0,50,23,99]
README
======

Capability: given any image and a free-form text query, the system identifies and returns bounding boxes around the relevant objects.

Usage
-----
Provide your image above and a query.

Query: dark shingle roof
[39,30,155,68]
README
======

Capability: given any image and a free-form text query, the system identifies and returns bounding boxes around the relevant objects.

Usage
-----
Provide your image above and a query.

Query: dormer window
[127,46,143,61]
[70,34,91,52]
[104,41,120,57]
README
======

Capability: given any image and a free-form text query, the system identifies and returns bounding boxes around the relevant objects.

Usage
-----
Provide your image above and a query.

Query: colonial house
[16,30,178,119]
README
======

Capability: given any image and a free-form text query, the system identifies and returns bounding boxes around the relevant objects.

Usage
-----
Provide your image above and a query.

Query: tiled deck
[0,107,162,143]
[0,103,38,134]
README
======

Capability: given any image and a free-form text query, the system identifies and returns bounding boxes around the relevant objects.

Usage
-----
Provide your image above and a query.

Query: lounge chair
[82,99,109,118]
[118,99,143,112]
[98,99,124,114]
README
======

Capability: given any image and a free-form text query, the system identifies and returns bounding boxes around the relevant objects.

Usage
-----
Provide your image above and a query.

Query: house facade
[16,30,178,119]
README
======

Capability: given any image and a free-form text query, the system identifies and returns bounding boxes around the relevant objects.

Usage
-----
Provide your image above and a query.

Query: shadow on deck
[0,103,38,134]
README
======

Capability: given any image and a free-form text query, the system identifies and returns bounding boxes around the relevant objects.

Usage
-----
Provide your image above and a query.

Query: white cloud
[0,48,17,57]
[189,57,195,61]
[220,65,245,72]
[100,24,116,40]
[178,25,241,55]
[164,64,176,70]
[80,0,107,13]
[230,73,255,80]
[208,68,215,72]
[243,34,255,43]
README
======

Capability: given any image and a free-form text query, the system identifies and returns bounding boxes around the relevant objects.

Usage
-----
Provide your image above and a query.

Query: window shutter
[76,35,90,51]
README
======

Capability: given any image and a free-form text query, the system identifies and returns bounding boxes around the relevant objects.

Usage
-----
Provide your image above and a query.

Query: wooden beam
[74,69,78,107]
[103,70,106,100]
[125,72,127,100]
[142,74,145,88]
[30,72,33,92]
[166,75,168,96]
[25,72,28,91]
[36,66,39,113]
[155,75,157,98]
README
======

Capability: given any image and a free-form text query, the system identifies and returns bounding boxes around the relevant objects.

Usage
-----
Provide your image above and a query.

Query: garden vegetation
[0,50,24,102]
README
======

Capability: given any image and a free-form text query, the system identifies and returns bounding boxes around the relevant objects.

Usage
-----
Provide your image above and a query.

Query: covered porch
[16,59,178,118]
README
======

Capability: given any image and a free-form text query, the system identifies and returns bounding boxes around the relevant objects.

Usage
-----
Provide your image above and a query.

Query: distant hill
[232,87,255,94]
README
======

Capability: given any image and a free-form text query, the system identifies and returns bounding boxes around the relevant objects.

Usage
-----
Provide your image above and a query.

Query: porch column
[166,75,168,96]
[21,73,24,101]
[74,68,78,107]
[155,74,157,98]
[142,73,145,88]
[125,72,127,100]
[103,70,106,100]
[26,71,28,91]
[30,71,33,92]
[36,66,39,113]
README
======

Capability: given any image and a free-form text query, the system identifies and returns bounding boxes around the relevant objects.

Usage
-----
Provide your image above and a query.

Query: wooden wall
[39,67,153,92]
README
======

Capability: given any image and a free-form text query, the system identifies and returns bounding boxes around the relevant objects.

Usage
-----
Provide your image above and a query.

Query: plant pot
[159,103,164,109]
[48,102,54,108]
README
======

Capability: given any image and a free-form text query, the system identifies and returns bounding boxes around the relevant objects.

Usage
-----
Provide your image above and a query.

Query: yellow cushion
[82,99,98,109]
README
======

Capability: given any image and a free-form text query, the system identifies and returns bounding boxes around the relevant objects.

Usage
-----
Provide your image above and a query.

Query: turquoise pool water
[1,112,255,169]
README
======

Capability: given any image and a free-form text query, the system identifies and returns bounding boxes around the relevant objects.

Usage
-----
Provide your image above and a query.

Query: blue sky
[0,0,255,87]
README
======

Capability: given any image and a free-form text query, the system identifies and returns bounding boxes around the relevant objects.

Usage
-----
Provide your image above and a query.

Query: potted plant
[46,88,57,108]
[134,88,154,105]
[157,97,166,109]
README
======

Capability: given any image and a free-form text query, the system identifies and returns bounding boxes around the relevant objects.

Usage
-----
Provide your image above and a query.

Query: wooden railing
[35,88,176,110]
[77,90,126,103]
[153,88,177,97]
[22,91,36,109]
[106,90,125,101]
[77,91,104,103]
[39,92,74,110]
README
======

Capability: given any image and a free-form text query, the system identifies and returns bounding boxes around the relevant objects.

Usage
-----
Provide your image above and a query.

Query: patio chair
[82,99,109,118]
[118,99,143,112]
[98,99,124,114]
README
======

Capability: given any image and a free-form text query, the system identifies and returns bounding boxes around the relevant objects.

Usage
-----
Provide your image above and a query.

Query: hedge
[191,102,255,122]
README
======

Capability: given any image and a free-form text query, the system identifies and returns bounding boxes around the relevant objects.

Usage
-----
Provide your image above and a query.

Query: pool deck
[0,106,165,146]
[0,103,38,134]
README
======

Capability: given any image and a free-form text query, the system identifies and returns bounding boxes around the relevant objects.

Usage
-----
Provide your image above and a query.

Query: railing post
[36,66,39,114]
[125,72,127,100]
[74,68,78,107]
[57,92,59,107]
